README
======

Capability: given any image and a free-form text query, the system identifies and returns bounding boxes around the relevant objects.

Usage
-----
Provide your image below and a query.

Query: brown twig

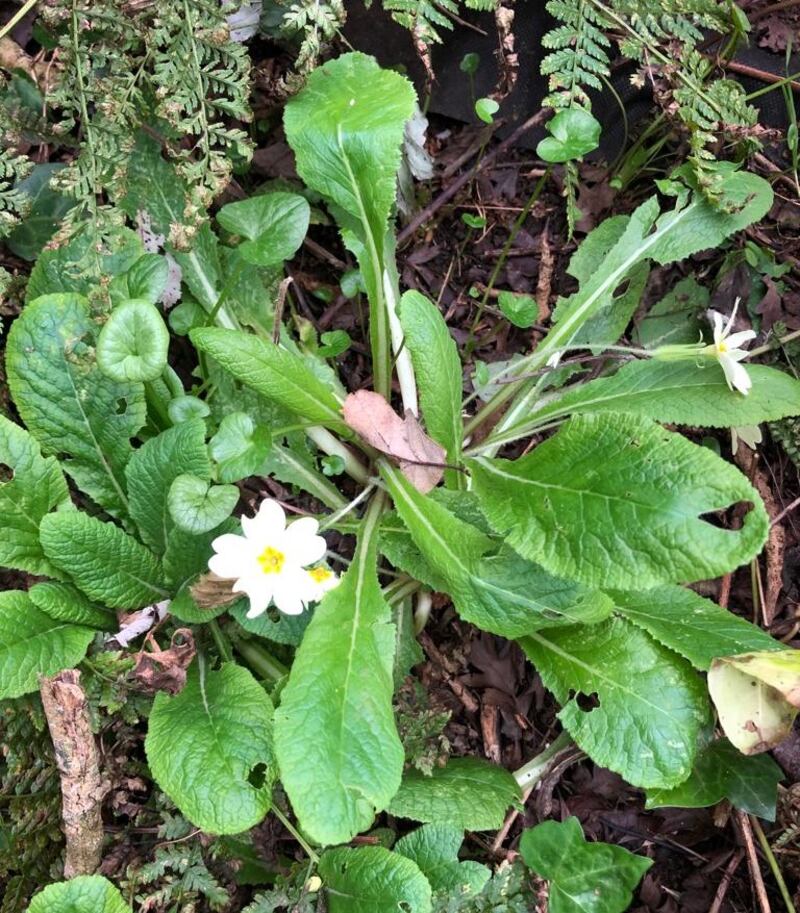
[737,809,773,913]
[419,632,479,714]
[724,60,800,95]
[709,849,746,913]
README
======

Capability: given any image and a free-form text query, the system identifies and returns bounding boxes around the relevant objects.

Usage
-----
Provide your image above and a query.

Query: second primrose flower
[208,499,339,617]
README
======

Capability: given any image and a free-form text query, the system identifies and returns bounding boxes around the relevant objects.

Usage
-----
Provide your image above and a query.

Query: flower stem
[752,816,797,913]
[513,731,574,789]
[208,619,234,664]
[272,804,320,865]
[227,631,288,682]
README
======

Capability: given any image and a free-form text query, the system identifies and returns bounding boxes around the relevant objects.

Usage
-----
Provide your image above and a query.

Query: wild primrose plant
[3,51,800,913]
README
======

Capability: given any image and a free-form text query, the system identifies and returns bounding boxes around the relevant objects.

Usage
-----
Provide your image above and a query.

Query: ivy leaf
[29,581,116,629]
[217,192,310,267]
[646,738,783,820]
[210,412,271,483]
[96,299,170,383]
[27,875,132,913]
[519,817,652,913]
[0,414,70,577]
[6,293,145,516]
[470,413,768,589]
[536,108,601,162]
[529,360,800,429]
[395,824,490,897]
[125,419,212,553]
[319,846,432,913]
[167,474,239,535]
[521,618,711,789]
[387,758,521,831]
[0,591,95,700]
[39,512,166,610]
[274,526,404,845]
[191,327,345,430]
[145,662,276,835]
[611,585,783,671]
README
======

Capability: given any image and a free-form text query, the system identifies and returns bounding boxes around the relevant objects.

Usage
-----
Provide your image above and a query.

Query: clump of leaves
[396,680,453,775]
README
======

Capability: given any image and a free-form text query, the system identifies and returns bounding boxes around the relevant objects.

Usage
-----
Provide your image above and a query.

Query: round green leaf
[217,192,310,267]
[168,395,210,424]
[497,291,538,328]
[145,663,276,834]
[475,97,499,124]
[319,846,432,913]
[209,412,271,483]
[536,108,602,163]
[96,299,169,383]
[27,875,132,913]
[167,473,239,534]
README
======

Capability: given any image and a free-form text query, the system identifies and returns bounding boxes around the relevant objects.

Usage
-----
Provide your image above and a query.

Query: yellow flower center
[308,566,332,583]
[716,341,728,354]
[258,546,285,575]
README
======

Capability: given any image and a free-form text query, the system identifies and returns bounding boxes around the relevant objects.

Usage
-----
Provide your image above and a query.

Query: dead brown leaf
[132,629,196,694]
[342,389,445,492]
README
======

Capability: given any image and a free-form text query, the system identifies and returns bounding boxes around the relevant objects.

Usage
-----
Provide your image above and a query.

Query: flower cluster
[208,500,339,617]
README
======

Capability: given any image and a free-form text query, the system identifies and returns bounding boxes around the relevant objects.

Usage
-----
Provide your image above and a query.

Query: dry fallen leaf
[133,629,196,694]
[343,389,445,492]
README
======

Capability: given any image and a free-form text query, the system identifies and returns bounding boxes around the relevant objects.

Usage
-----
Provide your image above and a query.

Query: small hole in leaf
[0,463,13,483]
[115,398,128,415]
[570,690,600,712]
[56,453,70,462]
[266,606,281,623]
[612,279,631,299]
[247,763,267,789]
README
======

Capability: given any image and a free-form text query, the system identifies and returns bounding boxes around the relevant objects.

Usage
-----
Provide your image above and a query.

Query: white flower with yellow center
[208,500,337,617]
[704,302,757,396]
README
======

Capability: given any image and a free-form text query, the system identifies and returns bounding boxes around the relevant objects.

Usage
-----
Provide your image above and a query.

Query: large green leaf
[0,414,71,577]
[387,758,521,831]
[125,419,212,553]
[382,465,613,637]
[0,591,94,700]
[394,824,490,897]
[145,662,276,835]
[646,738,783,820]
[6,162,75,261]
[190,327,345,430]
[521,618,710,788]
[274,513,404,845]
[527,360,800,429]
[519,817,652,913]
[216,192,310,267]
[96,299,170,383]
[6,294,145,516]
[319,846,432,913]
[470,413,768,589]
[612,585,782,671]
[29,581,116,629]
[167,474,239,535]
[27,875,132,913]
[40,512,166,610]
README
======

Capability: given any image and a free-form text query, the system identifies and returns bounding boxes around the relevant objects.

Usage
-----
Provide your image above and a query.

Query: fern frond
[280,0,346,71]
[541,0,612,108]
[0,148,34,239]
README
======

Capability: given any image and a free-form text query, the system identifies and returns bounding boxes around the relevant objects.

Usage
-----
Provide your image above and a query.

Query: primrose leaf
[382,465,613,637]
[0,591,95,700]
[319,846,432,913]
[96,299,170,383]
[399,291,463,477]
[6,293,145,517]
[634,276,707,348]
[110,253,170,304]
[40,512,166,610]
[646,738,783,820]
[387,758,521,831]
[520,817,652,913]
[521,618,711,789]
[395,823,491,897]
[27,875,132,913]
[274,529,404,845]
[126,420,212,553]
[470,413,768,590]
[191,327,345,430]
[217,192,310,267]
[6,162,75,261]
[230,600,311,646]
[146,662,276,835]
[29,581,116,629]
[536,108,601,162]
[530,360,800,429]
[709,649,800,754]
[209,412,271,483]
[168,395,210,424]
[611,585,783,671]
[167,474,239,535]
[0,414,70,577]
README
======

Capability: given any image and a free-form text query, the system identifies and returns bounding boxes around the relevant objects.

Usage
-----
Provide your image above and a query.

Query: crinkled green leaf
[6,162,74,261]
[319,846,432,913]
[27,875,132,913]
[387,758,521,831]
[520,618,710,789]
[230,601,311,646]
[145,662,276,835]
[612,585,783,671]
[634,276,707,348]
[217,192,310,267]
[29,581,115,629]
[210,412,271,483]
[0,414,70,577]
[519,817,652,913]
[110,253,170,305]
[126,419,212,553]
[395,824,490,897]
[6,293,145,516]
[96,299,170,383]
[168,394,210,424]
[646,738,782,820]
[40,512,166,610]
[470,413,768,589]
[0,591,95,700]
[167,474,239,535]
[498,291,539,329]
[274,524,404,845]
[529,360,800,429]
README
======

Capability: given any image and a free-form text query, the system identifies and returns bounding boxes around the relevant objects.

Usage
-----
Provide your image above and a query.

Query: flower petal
[234,575,274,618]
[710,310,725,344]
[208,534,252,578]
[242,499,286,541]
[720,353,752,395]
[725,329,757,350]
[272,574,308,616]
[284,517,327,566]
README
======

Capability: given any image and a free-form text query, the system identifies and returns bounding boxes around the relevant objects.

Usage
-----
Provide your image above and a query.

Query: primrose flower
[208,499,338,617]
[704,302,757,396]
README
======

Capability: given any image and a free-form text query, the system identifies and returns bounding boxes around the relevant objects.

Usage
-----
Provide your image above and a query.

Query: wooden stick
[737,809,772,913]
[709,849,745,913]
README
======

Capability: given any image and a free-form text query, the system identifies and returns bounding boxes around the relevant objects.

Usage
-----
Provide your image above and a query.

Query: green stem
[229,634,288,682]
[513,731,574,789]
[208,619,234,664]
[272,804,320,864]
[752,816,797,913]
[746,69,800,101]
[0,0,38,41]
